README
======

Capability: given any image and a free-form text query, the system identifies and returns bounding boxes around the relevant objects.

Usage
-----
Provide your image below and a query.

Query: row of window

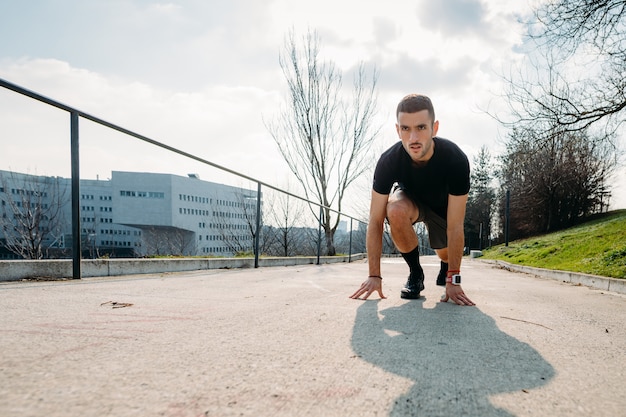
[178,207,254,221]
[100,229,141,236]
[120,190,165,199]
[99,240,137,247]
[200,247,235,254]
[198,235,252,242]
[79,226,140,236]
[180,194,212,204]
[180,208,210,216]
[178,194,255,210]
[82,195,112,201]
[7,201,50,209]
[7,188,48,198]
[198,222,250,230]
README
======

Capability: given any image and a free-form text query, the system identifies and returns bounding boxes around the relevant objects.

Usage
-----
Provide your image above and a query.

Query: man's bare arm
[366,191,389,277]
[441,193,475,306]
[349,191,389,300]
[446,193,468,273]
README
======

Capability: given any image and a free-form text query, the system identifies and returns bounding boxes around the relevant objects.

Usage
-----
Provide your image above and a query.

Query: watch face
[452,274,461,285]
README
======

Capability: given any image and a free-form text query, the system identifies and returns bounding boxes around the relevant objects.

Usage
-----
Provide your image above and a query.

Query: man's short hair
[396,94,435,123]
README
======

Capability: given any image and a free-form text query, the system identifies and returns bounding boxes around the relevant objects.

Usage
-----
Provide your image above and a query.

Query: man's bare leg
[386,190,419,251]
[386,190,424,298]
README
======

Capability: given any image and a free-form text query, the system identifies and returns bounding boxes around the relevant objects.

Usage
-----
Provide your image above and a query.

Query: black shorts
[392,183,447,249]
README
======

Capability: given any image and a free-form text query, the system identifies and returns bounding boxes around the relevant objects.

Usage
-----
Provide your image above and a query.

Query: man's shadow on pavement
[352,299,554,417]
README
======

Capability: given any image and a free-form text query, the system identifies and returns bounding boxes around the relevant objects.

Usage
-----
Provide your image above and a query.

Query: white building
[0,170,258,258]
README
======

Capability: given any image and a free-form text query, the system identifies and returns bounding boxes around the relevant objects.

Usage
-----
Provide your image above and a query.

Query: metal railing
[0,78,368,278]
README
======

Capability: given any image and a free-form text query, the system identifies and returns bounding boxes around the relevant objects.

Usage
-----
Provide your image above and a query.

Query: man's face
[396,110,439,163]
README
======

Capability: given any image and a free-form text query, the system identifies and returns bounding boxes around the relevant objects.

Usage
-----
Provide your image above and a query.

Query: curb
[0,254,366,282]
[480,259,626,295]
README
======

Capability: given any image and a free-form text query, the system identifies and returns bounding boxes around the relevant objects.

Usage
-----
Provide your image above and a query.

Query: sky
[1,0,624,214]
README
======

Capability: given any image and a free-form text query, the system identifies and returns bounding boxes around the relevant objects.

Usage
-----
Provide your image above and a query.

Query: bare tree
[492,2,625,238]
[266,28,381,255]
[212,192,258,256]
[262,191,306,257]
[0,172,68,259]
[497,1,626,135]
[142,226,195,257]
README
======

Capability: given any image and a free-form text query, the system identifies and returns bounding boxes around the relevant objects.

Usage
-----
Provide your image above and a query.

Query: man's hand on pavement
[349,276,386,300]
[440,284,475,306]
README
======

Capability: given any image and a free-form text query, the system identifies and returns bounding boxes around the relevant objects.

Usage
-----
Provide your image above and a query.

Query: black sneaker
[436,261,448,286]
[401,269,425,299]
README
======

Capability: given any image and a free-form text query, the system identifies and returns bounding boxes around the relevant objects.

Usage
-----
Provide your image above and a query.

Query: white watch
[446,274,461,285]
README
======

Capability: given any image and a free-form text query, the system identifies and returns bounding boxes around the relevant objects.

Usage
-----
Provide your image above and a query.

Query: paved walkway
[1,256,625,417]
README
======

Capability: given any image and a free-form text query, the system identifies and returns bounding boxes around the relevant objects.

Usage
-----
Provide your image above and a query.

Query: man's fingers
[349,279,385,300]
[456,292,475,306]
[460,295,476,306]
[451,294,475,306]
[440,292,475,306]
[349,290,366,299]
[349,282,368,299]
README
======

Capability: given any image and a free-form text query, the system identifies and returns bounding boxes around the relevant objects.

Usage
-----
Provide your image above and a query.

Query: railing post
[70,111,81,279]
[505,189,510,247]
[348,218,353,263]
[316,206,322,265]
[254,182,262,268]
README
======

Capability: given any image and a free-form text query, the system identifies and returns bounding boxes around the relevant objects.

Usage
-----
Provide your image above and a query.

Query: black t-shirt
[372,137,470,219]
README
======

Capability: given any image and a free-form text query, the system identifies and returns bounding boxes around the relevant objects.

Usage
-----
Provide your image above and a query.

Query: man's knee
[386,199,418,225]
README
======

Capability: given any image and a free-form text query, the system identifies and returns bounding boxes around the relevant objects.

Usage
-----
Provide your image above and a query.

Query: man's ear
[433,120,439,136]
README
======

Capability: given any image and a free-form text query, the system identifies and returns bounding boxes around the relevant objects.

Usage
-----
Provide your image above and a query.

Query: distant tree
[212,191,259,256]
[494,1,624,240]
[0,172,68,259]
[142,226,195,256]
[465,146,496,249]
[266,28,381,256]
[497,125,615,239]
[262,191,305,257]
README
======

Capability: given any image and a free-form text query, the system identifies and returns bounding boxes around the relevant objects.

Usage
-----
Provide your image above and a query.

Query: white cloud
[0,58,288,188]
[0,0,623,210]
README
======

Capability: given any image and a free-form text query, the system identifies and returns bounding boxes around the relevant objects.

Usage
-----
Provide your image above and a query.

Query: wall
[0,254,366,281]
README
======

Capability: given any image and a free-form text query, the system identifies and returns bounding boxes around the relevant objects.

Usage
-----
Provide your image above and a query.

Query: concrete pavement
[1,256,625,417]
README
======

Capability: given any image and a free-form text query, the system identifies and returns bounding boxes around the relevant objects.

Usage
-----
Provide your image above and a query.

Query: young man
[350,94,475,306]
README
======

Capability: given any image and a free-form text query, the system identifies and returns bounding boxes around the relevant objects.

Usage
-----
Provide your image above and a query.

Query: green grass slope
[481,209,626,279]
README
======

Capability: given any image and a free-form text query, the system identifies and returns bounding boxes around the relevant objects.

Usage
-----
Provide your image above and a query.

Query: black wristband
[368,275,382,280]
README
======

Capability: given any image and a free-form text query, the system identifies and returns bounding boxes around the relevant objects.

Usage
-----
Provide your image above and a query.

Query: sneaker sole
[400,290,422,299]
